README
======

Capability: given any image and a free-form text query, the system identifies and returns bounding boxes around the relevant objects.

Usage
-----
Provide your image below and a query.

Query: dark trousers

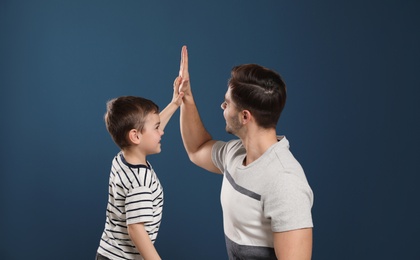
[96,253,111,260]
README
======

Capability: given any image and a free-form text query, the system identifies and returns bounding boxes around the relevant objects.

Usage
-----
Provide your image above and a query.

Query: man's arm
[178,46,221,174]
[273,228,313,260]
[128,223,161,260]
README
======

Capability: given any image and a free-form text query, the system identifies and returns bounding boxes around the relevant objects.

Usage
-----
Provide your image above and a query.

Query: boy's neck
[122,149,147,165]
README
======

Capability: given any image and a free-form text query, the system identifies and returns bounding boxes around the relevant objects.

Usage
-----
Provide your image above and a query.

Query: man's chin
[225,127,235,136]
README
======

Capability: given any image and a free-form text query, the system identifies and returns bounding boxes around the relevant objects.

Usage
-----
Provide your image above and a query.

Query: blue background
[1,0,419,259]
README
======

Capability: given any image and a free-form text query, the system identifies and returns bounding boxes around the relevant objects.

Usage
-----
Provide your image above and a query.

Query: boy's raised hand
[171,76,184,106]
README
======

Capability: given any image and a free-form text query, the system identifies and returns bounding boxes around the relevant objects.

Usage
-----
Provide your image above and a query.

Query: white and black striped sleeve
[125,186,153,225]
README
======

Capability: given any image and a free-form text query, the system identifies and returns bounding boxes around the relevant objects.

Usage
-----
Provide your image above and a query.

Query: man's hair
[228,64,287,129]
[104,96,159,149]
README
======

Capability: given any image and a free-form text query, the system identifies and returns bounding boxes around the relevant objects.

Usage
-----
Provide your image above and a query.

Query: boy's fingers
[173,77,182,92]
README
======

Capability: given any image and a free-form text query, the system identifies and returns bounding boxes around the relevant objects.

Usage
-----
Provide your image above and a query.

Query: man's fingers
[179,45,189,79]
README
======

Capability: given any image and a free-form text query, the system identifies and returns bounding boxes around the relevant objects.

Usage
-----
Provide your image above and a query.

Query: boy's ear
[128,129,141,145]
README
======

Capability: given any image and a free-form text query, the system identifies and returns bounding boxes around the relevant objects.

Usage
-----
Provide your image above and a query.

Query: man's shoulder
[214,138,243,151]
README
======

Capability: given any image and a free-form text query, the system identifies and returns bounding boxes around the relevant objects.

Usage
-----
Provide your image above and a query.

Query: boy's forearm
[159,102,179,131]
[128,223,161,260]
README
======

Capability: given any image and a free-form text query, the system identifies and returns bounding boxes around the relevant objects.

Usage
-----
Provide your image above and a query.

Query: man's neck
[240,127,278,166]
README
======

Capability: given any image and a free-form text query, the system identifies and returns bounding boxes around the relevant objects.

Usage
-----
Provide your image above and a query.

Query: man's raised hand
[178,45,191,96]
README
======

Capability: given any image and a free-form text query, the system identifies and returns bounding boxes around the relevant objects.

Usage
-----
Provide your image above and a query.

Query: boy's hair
[104,96,159,149]
[228,64,287,129]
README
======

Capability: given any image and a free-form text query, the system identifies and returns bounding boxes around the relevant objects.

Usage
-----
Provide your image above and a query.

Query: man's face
[221,88,242,135]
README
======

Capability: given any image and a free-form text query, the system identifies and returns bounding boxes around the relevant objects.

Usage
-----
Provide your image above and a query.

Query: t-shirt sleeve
[211,140,228,173]
[125,186,154,225]
[264,174,314,232]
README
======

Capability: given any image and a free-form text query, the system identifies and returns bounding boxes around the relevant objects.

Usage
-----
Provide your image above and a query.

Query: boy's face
[139,112,164,155]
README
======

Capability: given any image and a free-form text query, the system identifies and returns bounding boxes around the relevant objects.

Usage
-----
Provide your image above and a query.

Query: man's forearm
[180,95,212,155]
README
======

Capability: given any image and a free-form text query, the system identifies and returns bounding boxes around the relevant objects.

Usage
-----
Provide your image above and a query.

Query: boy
[96,83,184,260]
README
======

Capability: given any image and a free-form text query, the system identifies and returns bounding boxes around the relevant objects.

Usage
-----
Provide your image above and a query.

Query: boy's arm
[128,223,161,260]
[159,77,184,131]
[178,46,221,174]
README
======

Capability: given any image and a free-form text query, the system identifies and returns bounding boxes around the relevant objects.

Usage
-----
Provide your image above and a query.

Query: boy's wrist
[170,100,181,107]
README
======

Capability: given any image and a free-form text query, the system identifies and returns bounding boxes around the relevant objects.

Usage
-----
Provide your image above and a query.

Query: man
[176,46,313,260]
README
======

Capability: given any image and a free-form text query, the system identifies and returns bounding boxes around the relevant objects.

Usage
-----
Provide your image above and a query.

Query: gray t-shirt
[212,136,313,259]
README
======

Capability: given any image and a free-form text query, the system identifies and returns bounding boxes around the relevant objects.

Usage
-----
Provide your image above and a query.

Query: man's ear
[128,129,141,145]
[242,110,252,125]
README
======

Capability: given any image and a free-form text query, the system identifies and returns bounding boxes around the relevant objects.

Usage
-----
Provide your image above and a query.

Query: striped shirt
[98,152,164,260]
